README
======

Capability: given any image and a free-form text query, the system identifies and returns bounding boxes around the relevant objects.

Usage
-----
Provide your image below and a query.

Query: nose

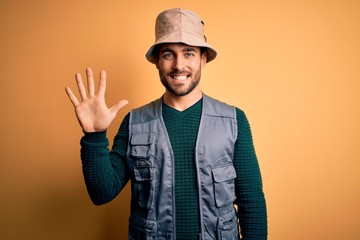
[173,56,186,71]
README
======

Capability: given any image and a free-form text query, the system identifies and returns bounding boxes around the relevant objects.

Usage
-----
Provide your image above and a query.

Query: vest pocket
[130,132,155,159]
[211,163,237,207]
[217,209,239,240]
[133,166,155,209]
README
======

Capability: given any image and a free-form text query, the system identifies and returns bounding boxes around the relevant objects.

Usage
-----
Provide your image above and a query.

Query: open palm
[65,68,128,132]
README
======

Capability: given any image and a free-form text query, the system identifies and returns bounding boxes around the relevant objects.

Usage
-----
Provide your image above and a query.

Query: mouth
[170,74,190,81]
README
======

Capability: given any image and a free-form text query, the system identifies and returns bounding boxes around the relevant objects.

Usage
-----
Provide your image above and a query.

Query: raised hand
[65,68,129,132]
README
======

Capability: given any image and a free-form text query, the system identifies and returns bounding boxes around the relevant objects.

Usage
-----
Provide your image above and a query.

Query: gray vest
[126,94,239,240]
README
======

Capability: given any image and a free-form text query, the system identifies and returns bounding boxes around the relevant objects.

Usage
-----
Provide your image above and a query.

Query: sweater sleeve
[233,108,268,239]
[80,113,131,205]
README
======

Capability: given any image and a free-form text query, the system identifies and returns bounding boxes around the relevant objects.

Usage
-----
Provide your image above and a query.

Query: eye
[185,52,195,57]
[162,53,174,60]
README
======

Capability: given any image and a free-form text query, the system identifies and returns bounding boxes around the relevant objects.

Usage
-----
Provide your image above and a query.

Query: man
[65,8,267,240]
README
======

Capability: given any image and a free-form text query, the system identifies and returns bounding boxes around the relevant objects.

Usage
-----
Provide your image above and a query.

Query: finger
[110,99,129,115]
[75,72,87,101]
[98,70,106,97]
[86,67,95,97]
[65,87,80,106]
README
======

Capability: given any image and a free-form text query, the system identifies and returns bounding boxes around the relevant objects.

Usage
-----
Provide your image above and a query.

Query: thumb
[110,99,129,114]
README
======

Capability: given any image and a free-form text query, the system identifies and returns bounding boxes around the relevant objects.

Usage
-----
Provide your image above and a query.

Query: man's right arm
[80,114,131,205]
[65,68,130,205]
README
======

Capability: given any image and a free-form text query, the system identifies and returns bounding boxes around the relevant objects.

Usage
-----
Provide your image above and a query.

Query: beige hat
[146,8,217,64]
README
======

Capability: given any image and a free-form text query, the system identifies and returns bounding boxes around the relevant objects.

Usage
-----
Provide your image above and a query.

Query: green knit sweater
[80,98,267,239]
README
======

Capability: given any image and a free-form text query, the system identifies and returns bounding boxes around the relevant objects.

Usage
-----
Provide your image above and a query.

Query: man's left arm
[233,108,268,240]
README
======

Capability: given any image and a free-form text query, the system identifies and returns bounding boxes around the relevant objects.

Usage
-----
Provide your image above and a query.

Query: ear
[201,51,207,68]
[154,55,160,69]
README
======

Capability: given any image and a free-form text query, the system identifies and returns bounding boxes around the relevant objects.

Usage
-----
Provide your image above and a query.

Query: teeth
[173,75,187,81]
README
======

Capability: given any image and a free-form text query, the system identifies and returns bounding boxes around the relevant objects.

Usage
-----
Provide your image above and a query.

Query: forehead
[158,43,201,52]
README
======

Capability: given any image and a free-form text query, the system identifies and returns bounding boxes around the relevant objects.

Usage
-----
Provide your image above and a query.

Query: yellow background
[1,1,359,239]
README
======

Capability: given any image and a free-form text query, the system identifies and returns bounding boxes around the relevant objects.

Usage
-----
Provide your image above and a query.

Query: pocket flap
[134,166,154,181]
[212,164,236,183]
[130,133,155,158]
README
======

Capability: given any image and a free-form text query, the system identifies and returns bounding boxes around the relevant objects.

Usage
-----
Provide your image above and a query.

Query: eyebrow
[182,47,197,52]
[160,47,197,54]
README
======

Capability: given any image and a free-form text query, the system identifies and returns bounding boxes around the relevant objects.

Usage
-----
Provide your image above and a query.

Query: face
[155,43,207,97]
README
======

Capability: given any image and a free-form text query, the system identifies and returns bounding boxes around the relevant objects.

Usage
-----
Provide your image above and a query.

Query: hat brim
[145,31,217,64]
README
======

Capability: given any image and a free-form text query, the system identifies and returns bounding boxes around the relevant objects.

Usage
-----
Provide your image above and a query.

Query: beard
[159,68,202,97]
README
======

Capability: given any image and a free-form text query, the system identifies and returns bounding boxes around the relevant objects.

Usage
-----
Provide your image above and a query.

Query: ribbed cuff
[82,131,107,143]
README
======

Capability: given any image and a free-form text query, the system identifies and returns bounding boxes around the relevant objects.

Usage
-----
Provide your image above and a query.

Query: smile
[171,75,189,81]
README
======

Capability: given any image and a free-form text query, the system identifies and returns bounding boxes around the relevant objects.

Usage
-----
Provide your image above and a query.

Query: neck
[162,90,203,111]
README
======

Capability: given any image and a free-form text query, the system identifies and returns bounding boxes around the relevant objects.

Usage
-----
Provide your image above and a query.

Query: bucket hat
[146,8,217,63]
